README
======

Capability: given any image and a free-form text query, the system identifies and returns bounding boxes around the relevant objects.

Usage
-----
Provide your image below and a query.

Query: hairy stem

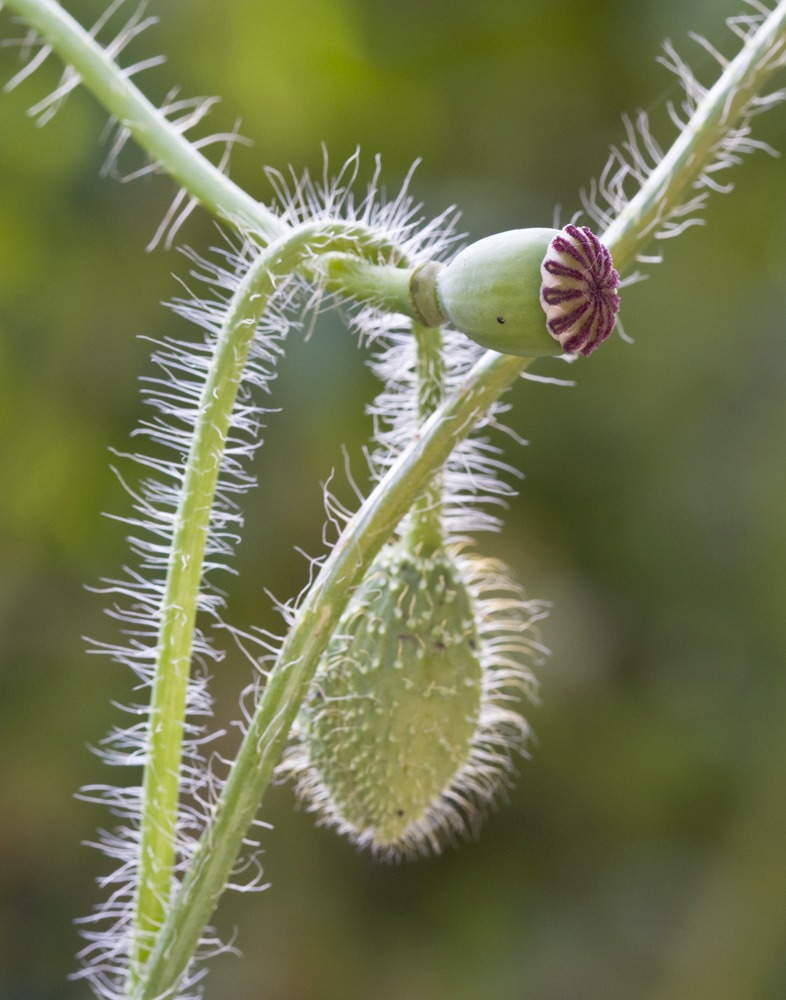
[5,0,786,288]
[602,1,786,265]
[3,0,286,242]
[127,220,393,992]
[129,239,277,988]
[2,0,419,299]
[134,345,534,1000]
[7,1,786,995]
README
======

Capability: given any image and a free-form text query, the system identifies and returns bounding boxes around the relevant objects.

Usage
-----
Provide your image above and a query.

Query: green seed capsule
[410,228,562,357]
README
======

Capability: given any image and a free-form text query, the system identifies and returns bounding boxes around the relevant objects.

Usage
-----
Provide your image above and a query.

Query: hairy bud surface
[281,537,539,860]
[288,542,482,856]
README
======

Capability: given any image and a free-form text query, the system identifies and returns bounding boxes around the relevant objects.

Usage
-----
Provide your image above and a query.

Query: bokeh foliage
[1,1,786,998]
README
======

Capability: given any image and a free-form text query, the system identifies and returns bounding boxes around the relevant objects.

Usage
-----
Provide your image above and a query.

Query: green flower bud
[281,540,538,860]
[410,228,562,357]
[288,541,481,856]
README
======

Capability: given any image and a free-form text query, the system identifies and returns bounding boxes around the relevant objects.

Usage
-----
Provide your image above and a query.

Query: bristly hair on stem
[125,3,786,992]
[1,0,263,249]
[72,235,294,1000]
[587,0,786,271]
[2,0,162,125]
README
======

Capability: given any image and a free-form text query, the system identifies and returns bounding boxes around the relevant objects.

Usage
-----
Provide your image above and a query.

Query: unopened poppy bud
[284,541,482,858]
[539,225,620,356]
[280,539,537,860]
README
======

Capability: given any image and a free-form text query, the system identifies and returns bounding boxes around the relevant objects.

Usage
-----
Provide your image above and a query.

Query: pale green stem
[1,0,419,285]
[1,0,419,300]
[313,253,415,314]
[406,322,445,556]
[2,0,286,242]
[126,220,394,992]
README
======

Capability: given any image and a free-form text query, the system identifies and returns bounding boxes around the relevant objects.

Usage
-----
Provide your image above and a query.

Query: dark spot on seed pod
[396,810,405,816]
[399,633,417,643]
[496,316,505,324]
[435,641,446,650]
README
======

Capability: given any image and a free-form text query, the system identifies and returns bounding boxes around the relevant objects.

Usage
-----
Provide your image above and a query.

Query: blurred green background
[1,0,786,998]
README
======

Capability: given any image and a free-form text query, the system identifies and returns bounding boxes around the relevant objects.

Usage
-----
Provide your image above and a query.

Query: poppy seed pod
[410,228,562,356]
[408,226,620,358]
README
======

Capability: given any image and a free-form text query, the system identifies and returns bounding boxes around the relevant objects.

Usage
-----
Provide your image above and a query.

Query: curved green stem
[1,0,423,300]
[127,220,395,992]
[129,235,278,988]
[7,1,786,996]
[130,5,786,963]
[313,252,415,315]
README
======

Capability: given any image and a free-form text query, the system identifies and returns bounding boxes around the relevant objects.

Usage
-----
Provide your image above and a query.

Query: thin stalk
[127,220,392,992]
[406,322,445,556]
[314,253,415,316]
[134,346,535,1000]
[130,5,786,974]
